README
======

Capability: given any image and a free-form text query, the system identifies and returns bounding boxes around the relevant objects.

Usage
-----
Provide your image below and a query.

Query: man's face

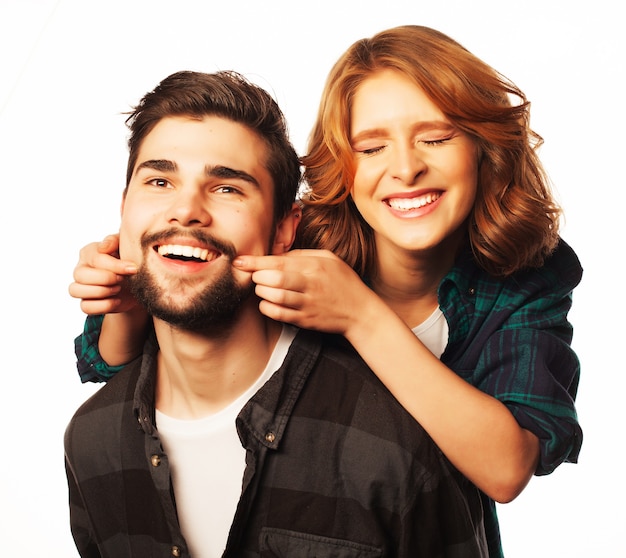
[119,115,279,332]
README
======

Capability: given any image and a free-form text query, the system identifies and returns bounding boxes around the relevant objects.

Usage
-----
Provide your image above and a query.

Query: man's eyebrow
[206,165,260,188]
[135,159,177,173]
[134,161,260,188]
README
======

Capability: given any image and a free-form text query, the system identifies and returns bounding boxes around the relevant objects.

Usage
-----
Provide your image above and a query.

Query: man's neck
[152,306,282,420]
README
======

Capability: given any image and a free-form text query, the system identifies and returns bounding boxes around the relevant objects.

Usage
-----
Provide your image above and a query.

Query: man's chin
[150,299,249,333]
[129,263,254,332]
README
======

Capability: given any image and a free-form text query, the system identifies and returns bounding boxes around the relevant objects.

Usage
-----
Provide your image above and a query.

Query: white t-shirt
[412,307,449,359]
[155,325,297,558]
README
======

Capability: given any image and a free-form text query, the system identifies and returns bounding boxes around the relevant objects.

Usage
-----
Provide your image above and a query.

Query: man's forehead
[134,115,272,184]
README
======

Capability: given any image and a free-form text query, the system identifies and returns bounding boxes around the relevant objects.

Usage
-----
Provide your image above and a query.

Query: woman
[70,25,582,557]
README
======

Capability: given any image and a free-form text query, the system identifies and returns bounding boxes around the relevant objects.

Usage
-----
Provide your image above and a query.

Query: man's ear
[120,193,127,216]
[271,203,302,255]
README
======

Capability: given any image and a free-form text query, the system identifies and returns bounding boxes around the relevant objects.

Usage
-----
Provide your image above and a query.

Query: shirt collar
[236,329,321,451]
[133,333,159,435]
[131,328,321,447]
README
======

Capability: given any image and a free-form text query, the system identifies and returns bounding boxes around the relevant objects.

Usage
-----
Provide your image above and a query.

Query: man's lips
[141,229,237,262]
[385,191,442,211]
[156,244,219,263]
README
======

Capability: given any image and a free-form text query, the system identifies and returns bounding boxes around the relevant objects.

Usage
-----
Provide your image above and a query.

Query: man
[64,70,488,558]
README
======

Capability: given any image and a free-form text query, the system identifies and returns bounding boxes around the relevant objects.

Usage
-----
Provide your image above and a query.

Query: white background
[1,0,623,556]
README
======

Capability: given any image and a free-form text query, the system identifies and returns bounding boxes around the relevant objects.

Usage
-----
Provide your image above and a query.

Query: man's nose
[166,186,212,227]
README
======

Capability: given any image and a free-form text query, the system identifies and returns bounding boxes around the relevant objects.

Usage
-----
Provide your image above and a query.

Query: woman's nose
[390,144,427,185]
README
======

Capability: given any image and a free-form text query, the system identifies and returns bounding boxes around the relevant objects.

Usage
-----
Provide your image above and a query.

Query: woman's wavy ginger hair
[299,25,561,278]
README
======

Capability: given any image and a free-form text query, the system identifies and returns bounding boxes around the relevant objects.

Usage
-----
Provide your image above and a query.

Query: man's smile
[156,244,220,263]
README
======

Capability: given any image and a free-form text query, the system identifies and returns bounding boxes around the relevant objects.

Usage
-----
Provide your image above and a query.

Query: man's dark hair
[124,70,301,221]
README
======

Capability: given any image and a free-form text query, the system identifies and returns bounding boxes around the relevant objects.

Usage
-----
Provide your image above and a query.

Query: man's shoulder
[289,328,388,392]
[64,358,144,464]
[288,329,428,441]
[291,329,369,372]
[258,329,486,554]
[70,358,142,419]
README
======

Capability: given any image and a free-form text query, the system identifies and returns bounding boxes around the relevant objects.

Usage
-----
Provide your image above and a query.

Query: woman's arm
[345,294,539,502]
[234,249,540,502]
[69,234,148,372]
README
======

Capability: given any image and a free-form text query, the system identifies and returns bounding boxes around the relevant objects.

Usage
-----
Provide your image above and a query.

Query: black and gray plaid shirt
[65,329,488,557]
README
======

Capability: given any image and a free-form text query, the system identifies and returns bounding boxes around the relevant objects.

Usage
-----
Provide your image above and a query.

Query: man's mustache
[140,228,238,260]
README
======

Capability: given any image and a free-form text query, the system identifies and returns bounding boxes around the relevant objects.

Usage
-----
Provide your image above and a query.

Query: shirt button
[171,546,181,557]
[151,455,161,467]
[468,287,476,296]
[265,432,276,443]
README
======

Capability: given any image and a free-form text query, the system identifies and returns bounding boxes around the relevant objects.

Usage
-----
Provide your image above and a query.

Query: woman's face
[349,69,479,257]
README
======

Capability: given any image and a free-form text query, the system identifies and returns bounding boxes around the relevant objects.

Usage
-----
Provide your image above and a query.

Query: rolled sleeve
[475,327,582,474]
[74,315,124,383]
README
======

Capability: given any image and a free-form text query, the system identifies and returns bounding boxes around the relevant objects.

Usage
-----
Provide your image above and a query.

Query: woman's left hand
[232,249,375,335]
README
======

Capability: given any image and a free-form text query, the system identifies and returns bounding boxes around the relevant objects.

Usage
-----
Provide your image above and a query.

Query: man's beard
[127,230,255,333]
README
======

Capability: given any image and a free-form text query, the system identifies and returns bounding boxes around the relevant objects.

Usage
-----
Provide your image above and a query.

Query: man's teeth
[388,192,441,211]
[157,244,214,261]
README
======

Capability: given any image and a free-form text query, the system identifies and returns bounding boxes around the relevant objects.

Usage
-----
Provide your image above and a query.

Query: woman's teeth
[387,192,441,210]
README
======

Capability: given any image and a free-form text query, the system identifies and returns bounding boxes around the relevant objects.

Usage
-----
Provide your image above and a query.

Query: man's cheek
[231,265,255,286]
[118,226,139,265]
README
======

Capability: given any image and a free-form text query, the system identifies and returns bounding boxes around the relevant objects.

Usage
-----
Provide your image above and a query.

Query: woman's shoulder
[440,238,582,324]
[545,238,583,285]
[453,237,582,293]
[506,238,583,298]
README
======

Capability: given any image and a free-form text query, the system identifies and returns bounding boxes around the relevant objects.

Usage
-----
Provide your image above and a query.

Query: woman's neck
[371,239,459,329]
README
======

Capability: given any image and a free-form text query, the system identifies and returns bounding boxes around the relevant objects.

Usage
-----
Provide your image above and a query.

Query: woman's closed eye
[352,142,387,156]
[421,138,450,146]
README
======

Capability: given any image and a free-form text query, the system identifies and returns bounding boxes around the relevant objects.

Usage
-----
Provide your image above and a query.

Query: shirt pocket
[259,528,384,558]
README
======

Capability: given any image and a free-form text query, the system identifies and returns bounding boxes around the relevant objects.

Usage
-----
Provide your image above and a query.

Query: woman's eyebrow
[351,120,455,143]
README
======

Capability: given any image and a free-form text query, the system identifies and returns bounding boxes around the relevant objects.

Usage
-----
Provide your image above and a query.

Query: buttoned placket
[139,411,191,557]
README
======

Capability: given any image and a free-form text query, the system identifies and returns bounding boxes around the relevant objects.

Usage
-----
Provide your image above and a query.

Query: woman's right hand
[68,234,140,315]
